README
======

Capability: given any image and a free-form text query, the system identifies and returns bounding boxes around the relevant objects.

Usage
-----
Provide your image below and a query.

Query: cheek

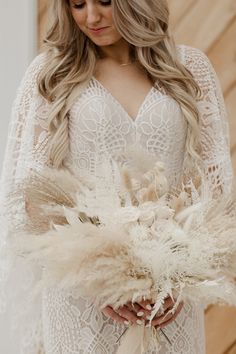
[104,8,122,39]
[105,7,113,21]
[71,11,86,30]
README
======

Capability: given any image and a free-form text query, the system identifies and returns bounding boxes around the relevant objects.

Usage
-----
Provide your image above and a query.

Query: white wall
[0,0,37,174]
[0,1,37,352]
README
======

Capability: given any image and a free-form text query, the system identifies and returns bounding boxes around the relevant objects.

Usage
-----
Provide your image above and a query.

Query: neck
[97,38,133,65]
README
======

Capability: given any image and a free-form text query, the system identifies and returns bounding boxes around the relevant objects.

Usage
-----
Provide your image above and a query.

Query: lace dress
[0,45,233,354]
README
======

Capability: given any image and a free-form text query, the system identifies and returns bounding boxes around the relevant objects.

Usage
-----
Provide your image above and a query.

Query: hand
[100,301,151,326]
[101,296,184,329]
[136,297,184,329]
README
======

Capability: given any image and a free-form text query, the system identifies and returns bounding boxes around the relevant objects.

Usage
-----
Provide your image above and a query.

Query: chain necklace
[120,61,135,66]
[120,60,137,66]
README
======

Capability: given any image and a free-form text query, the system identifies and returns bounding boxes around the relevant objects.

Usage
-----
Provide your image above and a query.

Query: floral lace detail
[42,287,125,354]
[180,45,233,196]
[0,44,233,353]
[65,74,187,190]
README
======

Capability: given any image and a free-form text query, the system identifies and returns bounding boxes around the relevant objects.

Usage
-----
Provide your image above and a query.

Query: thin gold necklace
[120,60,137,67]
[120,62,132,66]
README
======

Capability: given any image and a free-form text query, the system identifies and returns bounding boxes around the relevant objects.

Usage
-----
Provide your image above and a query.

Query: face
[69,0,123,47]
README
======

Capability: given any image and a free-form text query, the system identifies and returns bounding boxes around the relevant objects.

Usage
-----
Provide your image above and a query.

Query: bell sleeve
[180,44,234,197]
[0,52,51,354]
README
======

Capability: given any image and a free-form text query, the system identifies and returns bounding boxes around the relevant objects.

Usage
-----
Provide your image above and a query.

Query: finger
[162,296,175,311]
[126,301,142,314]
[127,302,152,319]
[153,302,184,328]
[151,310,174,327]
[116,305,144,325]
[138,299,170,321]
[158,306,181,328]
[137,299,154,311]
[101,306,128,325]
[151,301,183,326]
[139,296,174,315]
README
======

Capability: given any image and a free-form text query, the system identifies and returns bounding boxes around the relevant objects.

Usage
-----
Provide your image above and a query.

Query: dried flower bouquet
[9,147,236,353]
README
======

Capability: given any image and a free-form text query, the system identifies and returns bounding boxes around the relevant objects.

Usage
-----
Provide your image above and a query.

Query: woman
[0,0,233,353]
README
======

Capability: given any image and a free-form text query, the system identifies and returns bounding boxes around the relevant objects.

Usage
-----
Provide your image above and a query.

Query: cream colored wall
[167,4,236,350]
[38,1,236,353]
[168,0,236,177]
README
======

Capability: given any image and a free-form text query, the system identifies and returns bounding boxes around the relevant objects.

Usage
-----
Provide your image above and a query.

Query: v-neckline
[91,76,155,123]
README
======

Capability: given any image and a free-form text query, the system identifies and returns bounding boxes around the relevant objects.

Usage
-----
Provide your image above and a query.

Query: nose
[86,4,102,26]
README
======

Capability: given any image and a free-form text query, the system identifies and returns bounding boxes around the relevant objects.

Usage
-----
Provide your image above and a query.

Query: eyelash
[73,1,111,9]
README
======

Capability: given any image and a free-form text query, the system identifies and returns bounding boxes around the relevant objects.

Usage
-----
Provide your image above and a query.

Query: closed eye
[72,1,111,10]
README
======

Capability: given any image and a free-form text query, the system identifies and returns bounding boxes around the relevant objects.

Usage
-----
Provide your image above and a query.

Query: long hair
[38,0,202,168]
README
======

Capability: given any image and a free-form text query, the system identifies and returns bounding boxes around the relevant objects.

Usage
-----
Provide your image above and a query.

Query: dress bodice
[65,76,187,189]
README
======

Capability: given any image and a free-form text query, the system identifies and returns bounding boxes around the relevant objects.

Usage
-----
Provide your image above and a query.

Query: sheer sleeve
[0,52,52,353]
[180,45,234,197]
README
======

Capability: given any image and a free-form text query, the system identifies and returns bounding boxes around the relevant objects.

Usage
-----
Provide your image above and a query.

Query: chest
[67,78,187,188]
[93,64,154,121]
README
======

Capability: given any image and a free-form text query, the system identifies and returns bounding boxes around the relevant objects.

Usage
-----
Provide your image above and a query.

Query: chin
[86,32,122,48]
[91,38,119,47]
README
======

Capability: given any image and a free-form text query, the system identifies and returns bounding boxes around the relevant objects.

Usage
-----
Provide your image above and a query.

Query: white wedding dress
[0,45,233,354]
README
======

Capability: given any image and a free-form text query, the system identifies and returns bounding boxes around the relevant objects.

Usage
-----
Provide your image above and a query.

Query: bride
[0,0,233,353]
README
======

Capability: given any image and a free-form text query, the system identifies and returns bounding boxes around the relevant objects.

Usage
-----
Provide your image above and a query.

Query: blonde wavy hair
[38,0,202,169]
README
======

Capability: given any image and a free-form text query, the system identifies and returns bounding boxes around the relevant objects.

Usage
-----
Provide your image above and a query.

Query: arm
[181,45,234,197]
[0,52,51,353]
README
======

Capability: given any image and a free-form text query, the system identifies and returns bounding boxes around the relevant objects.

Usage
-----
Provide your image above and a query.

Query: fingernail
[124,320,130,326]
[136,319,144,325]
[146,315,152,320]
[137,311,144,317]
[146,304,152,310]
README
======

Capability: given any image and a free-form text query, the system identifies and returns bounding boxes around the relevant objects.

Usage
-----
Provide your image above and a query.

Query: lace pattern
[181,45,233,196]
[0,45,233,353]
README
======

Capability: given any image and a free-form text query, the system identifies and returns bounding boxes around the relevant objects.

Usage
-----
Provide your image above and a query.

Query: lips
[88,26,109,34]
[89,26,108,31]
